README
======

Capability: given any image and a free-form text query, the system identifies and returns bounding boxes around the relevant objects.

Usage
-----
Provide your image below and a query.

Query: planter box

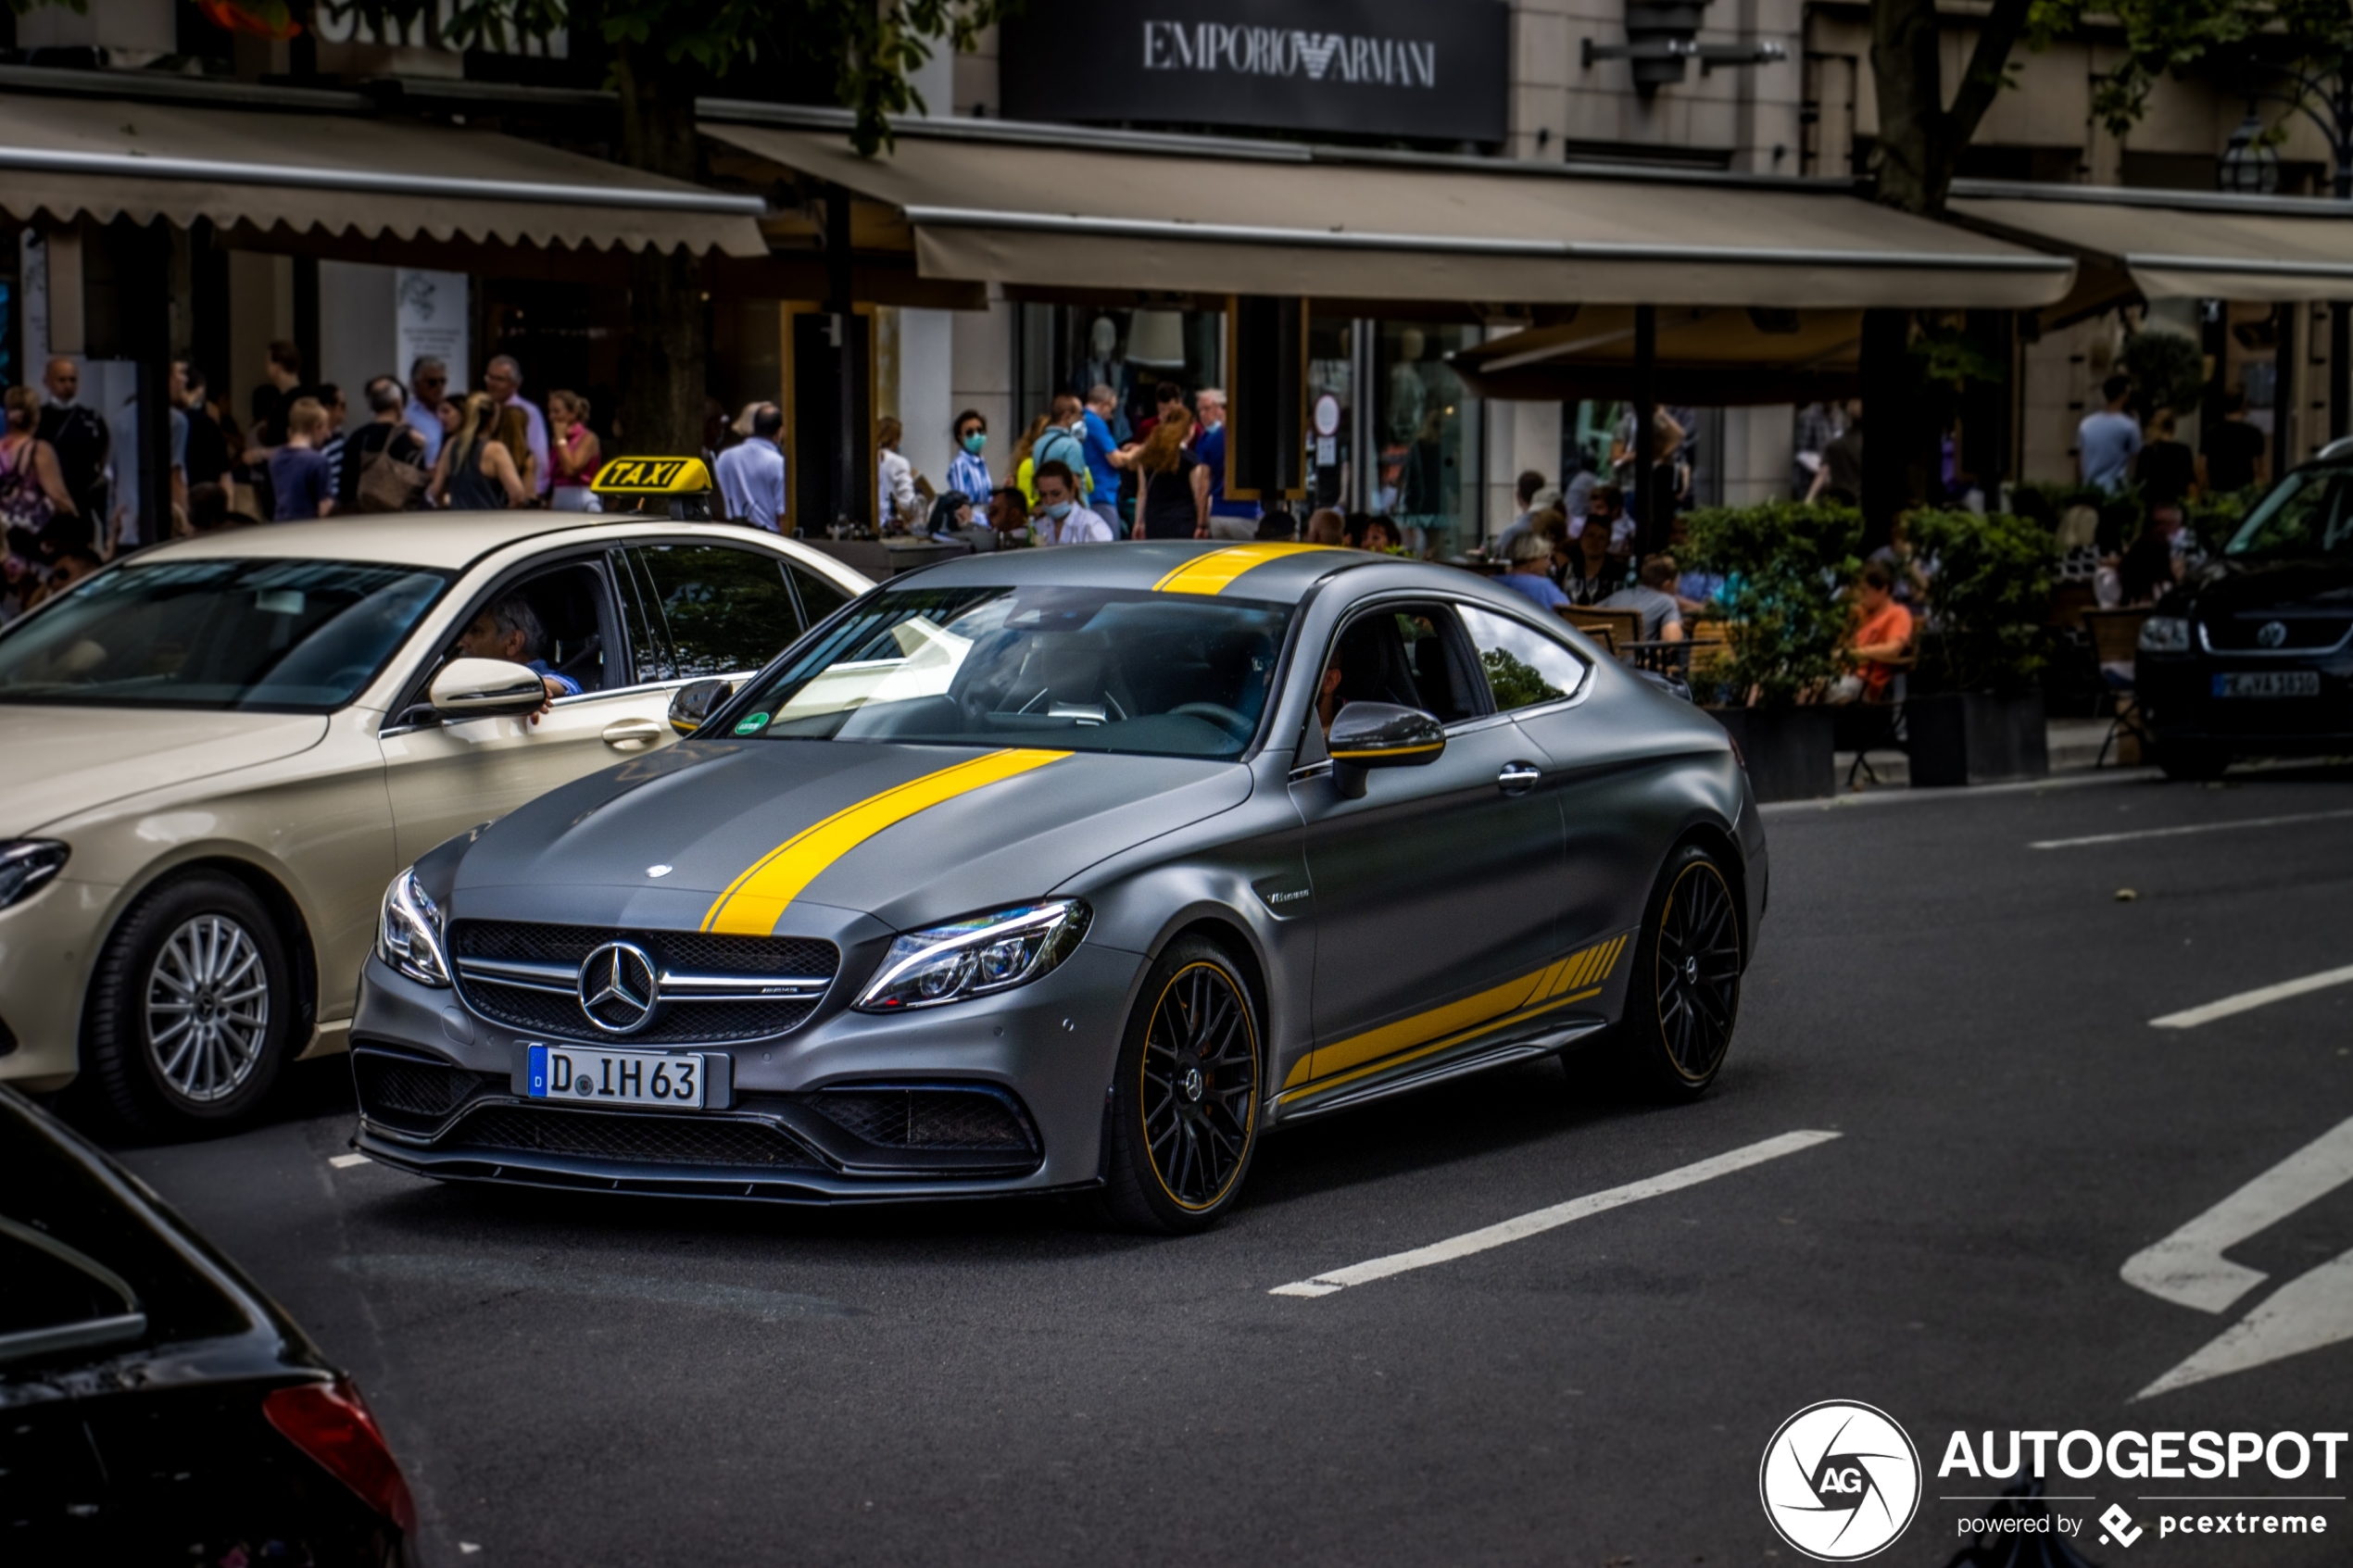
[1906,691,2050,787]
[1705,706,1837,803]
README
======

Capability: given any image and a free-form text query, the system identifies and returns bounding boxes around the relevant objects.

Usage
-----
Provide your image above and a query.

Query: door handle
[1497,762,1541,795]
[601,717,666,751]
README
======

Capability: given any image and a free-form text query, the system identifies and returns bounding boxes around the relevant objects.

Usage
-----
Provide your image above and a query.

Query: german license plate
[524,1044,707,1109]
[2213,671,2320,698]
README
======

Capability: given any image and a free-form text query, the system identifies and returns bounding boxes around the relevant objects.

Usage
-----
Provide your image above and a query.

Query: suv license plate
[525,1044,707,1109]
[2213,671,2320,699]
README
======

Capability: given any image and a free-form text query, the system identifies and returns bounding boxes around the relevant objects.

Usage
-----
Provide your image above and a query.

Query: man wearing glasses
[403,357,451,466]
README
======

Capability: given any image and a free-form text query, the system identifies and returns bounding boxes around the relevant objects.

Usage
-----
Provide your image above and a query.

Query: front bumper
[349,941,1147,1202]
[2136,651,2353,754]
[0,877,114,1088]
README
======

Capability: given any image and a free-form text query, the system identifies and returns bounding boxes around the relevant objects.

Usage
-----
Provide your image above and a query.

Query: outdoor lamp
[2220,108,2280,195]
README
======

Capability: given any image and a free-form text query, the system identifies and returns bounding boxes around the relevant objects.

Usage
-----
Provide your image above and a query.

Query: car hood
[451,738,1253,935]
[2191,557,2353,616]
[0,707,330,837]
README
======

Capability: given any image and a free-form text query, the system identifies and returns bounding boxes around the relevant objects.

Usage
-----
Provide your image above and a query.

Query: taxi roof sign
[592,456,713,495]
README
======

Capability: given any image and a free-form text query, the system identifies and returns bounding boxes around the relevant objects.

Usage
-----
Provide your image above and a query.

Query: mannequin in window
[1080,317,1133,442]
[1386,328,1429,446]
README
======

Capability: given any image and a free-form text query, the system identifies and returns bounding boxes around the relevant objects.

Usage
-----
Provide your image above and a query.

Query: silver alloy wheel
[145,914,271,1103]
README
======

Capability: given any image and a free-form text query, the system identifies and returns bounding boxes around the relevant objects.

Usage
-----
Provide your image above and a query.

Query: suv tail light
[264,1377,418,1537]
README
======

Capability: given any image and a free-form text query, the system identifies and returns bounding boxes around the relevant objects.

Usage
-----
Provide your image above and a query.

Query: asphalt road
[95,763,2353,1568]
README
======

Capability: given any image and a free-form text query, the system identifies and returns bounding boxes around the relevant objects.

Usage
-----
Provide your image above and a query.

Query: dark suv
[2135,445,2353,779]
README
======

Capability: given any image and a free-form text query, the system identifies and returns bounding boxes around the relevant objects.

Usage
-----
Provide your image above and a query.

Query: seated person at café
[1598,556,1687,644]
[1563,499,1628,606]
[2120,502,2187,606]
[1827,561,1912,704]
[1495,530,1571,610]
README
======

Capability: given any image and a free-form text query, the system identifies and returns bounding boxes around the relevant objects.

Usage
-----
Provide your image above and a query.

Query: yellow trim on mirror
[1328,740,1444,761]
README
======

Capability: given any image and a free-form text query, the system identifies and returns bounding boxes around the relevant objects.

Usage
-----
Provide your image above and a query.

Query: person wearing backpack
[0,385,79,537]
[341,376,432,514]
[1033,394,1094,508]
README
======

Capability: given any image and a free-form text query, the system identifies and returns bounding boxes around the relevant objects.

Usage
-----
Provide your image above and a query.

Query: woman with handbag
[342,376,432,514]
[547,391,603,513]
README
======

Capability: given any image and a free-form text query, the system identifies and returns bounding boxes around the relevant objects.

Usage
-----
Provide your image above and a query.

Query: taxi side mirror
[429,658,547,719]
[1327,701,1445,798]
[667,678,736,735]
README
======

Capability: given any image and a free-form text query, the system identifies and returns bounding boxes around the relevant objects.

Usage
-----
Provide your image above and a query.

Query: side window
[626,545,807,680]
[434,560,613,702]
[1457,603,1589,713]
[610,547,672,684]
[1316,601,1483,725]
[789,562,852,627]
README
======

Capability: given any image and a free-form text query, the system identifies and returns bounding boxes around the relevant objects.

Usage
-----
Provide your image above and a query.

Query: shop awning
[1951,182,2353,304]
[1448,307,1861,405]
[0,94,768,256]
[701,113,2073,310]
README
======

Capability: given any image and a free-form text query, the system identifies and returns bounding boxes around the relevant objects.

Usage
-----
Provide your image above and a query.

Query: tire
[2158,740,2231,782]
[85,872,296,1135]
[1093,936,1264,1235]
[1614,843,1743,1102]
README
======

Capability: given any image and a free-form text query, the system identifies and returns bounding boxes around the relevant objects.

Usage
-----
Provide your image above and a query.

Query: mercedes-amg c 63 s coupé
[349,542,1767,1231]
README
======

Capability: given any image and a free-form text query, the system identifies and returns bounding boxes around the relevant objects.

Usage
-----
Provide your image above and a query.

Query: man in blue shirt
[2077,374,2142,494]
[715,404,787,530]
[1081,383,1125,523]
[1192,387,1261,541]
[1495,532,1571,609]
[457,592,580,716]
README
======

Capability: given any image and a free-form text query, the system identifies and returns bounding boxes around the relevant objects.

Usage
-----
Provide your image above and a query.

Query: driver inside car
[455,593,577,716]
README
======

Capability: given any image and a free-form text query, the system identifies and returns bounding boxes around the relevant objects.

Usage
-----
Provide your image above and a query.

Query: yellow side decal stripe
[1282,933,1629,1094]
[1286,988,1604,1106]
[1151,544,1340,596]
[700,748,1069,936]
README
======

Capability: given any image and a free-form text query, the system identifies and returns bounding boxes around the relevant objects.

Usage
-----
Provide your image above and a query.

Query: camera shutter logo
[1758,1400,1921,1562]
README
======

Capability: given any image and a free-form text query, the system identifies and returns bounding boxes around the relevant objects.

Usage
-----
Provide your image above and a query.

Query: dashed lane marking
[329,1153,372,1169]
[1268,1129,1842,1298]
[2149,963,2353,1029]
[2031,806,2353,850]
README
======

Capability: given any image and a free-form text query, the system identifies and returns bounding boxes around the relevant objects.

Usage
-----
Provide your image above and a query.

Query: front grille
[448,921,838,1045]
[2204,615,2353,652]
[444,1105,822,1170]
[353,1051,500,1130]
[812,1087,1038,1152]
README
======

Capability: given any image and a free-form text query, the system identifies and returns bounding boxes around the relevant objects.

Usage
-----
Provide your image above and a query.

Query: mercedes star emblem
[2258,620,2289,648]
[578,940,660,1034]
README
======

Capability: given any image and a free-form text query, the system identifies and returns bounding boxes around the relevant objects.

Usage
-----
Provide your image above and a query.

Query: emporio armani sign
[1141,21,1441,90]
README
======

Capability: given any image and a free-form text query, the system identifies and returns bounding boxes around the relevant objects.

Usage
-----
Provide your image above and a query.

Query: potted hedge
[1901,508,2058,786]
[1680,500,1863,802]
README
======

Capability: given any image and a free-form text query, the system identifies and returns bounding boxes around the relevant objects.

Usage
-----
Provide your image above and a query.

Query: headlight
[2138,616,2192,653]
[376,868,451,988]
[855,900,1089,1012]
[0,841,68,910]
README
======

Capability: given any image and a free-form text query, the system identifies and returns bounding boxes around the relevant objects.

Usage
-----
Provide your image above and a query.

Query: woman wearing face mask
[945,409,991,506]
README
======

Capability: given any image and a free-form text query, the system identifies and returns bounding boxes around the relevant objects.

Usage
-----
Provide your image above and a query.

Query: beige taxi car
[0,501,870,1131]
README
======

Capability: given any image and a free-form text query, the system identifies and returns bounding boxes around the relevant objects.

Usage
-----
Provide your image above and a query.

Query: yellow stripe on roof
[1151,544,1341,596]
[700,748,1069,936]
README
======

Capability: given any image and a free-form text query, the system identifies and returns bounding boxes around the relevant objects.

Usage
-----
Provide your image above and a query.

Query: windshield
[2226,469,2353,559]
[0,558,450,711]
[727,585,1292,759]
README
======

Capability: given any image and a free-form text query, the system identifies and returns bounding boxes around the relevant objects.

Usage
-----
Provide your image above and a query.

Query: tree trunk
[613,42,707,458]
[1869,0,1945,217]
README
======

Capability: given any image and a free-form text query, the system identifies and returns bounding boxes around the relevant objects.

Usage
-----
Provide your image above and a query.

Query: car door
[1290,596,1568,1090]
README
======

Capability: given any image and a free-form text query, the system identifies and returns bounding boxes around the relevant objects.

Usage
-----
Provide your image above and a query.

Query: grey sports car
[350,543,1766,1232]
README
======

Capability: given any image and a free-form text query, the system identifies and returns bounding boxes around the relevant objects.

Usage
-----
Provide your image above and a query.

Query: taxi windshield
[728,585,1291,759]
[0,558,450,712]
[2226,469,2353,559]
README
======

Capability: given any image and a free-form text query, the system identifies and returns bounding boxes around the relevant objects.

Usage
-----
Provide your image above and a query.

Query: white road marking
[329,1153,372,1169]
[2120,1117,2353,1313]
[2149,963,2353,1028]
[2136,1244,2353,1400]
[1268,1129,1841,1298]
[2031,807,2353,850]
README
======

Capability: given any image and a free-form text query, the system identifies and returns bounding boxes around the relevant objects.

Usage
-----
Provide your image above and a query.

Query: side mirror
[429,658,547,719]
[1327,701,1445,798]
[667,678,737,736]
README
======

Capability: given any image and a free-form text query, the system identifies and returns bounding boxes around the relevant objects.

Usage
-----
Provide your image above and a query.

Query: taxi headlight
[2139,615,2192,653]
[376,868,451,988]
[855,900,1089,1012]
[0,841,69,910]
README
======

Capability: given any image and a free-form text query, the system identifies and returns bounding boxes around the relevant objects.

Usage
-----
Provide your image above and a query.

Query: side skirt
[1270,1017,1612,1123]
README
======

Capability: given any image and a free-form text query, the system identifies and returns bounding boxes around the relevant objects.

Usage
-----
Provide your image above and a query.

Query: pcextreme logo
[1759,1400,1924,1562]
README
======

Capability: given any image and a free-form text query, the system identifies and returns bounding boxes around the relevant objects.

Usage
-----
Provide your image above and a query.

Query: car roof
[894,541,1393,604]
[129,512,808,574]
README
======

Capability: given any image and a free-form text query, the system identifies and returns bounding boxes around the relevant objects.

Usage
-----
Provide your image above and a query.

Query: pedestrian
[1190,388,1260,541]
[1079,383,1126,526]
[32,513,104,601]
[1562,458,1598,531]
[2120,502,2188,605]
[1349,514,1403,553]
[1599,556,1688,645]
[1809,401,1865,506]
[1303,508,1348,546]
[341,376,432,514]
[2077,373,2141,494]
[1034,397,1093,508]
[1828,561,1911,704]
[244,340,308,521]
[404,357,451,466]
[1132,382,1188,446]
[1793,400,1841,498]
[1032,460,1113,544]
[1131,408,1208,540]
[268,398,335,521]
[1508,470,1548,535]
[988,484,1030,539]
[315,383,349,501]
[876,416,919,532]
[1564,493,1627,606]
[177,363,233,493]
[2135,408,2195,507]
[1008,414,1052,508]
[2200,389,2268,495]
[185,482,257,535]
[714,403,786,530]
[35,357,109,529]
[483,355,552,500]
[430,392,529,511]
[1493,482,1564,558]
[1496,530,1572,610]
[1,384,78,533]
[547,391,604,514]
[946,409,992,504]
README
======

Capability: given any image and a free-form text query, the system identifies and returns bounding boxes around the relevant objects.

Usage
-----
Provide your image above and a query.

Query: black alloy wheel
[1095,936,1261,1234]
[1617,844,1742,1100]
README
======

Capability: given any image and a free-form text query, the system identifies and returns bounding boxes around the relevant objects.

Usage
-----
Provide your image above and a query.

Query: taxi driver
[457,593,578,715]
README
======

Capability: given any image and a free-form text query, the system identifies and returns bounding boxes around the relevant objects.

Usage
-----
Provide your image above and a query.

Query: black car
[0,1085,416,1562]
[2136,446,2353,779]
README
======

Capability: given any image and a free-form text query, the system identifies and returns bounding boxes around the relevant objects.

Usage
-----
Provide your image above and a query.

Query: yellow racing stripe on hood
[701,748,1070,935]
[1151,544,1340,596]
